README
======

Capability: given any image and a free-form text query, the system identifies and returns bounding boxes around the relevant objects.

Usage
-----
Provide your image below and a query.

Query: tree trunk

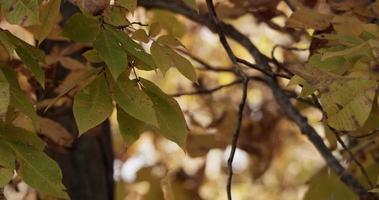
[39,2,114,199]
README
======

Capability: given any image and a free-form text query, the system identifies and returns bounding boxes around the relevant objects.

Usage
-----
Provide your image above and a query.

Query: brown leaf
[38,117,73,147]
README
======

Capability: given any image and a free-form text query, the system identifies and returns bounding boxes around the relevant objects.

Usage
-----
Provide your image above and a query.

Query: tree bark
[39,2,114,199]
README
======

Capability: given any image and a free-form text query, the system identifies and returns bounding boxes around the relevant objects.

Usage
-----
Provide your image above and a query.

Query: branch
[329,127,374,189]
[171,79,242,97]
[137,0,377,199]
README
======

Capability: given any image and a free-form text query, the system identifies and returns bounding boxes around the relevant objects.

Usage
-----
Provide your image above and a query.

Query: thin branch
[226,80,248,200]
[236,57,291,79]
[205,0,247,80]
[329,127,374,189]
[171,79,242,97]
[138,1,377,199]
[176,49,235,73]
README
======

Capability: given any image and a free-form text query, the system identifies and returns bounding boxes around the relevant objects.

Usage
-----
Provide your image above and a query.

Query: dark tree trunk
[38,2,114,200]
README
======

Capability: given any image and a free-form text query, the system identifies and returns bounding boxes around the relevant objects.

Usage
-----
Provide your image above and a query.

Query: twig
[171,79,242,97]
[226,80,249,200]
[205,0,247,80]
[138,0,378,199]
[205,1,250,199]
[176,49,235,73]
[329,127,374,188]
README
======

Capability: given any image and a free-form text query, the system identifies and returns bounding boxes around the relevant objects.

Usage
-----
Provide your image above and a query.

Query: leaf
[153,10,186,38]
[103,6,130,26]
[117,106,145,145]
[0,70,10,115]
[105,25,156,69]
[109,73,158,127]
[149,22,162,37]
[0,141,16,169]
[0,168,13,187]
[94,28,127,79]
[38,117,73,147]
[15,46,45,86]
[304,168,356,200]
[0,124,45,151]
[157,35,184,47]
[29,0,61,42]
[132,29,149,43]
[1,0,40,26]
[116,0,137,12]
[320,79,376,131]
[62,13,100,43]
[7,142,69,199]
[286,7,332,30]
[140,78,188,148]
[83,49,103,63]
[170,50,197,82]
[150,41,172,74]
[73,74,114,134]
[150,41,196,81]
[0,67,38,124]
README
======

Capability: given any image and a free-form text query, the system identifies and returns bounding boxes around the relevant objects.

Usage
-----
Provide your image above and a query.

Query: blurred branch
[171,79,242,97]
[176,49,235,73]
[138,0,378,199]
[283,0,296,11]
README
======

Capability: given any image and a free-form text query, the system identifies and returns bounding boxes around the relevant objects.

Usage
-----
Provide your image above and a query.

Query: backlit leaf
[94,28,127,79]
[117,106,145,145]
[0,168,13,187]
[105,25,156,69]
[110,73,158,127]
[140,78,188,148]
[73,74,114,134]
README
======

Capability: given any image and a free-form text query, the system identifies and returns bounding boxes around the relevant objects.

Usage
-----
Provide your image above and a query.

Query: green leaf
[0,70,10,115]
[1,0,40,26]
[150,41,196,81]
[132,29,149,43]
[109,73,158,127]
[62,13,100,43]
[152,10,186,38]
[83,49,103,63]
[0,124,45,151]
[15,46,45,86]
[0,168,13,187]
[116,0,137,12]
[150,41,172,74]
[117,106,145,145]
[94,28,127,79]
[8,142,68,199]
[29,0,61,42]
[171,50,197,82]
[73,74,114,134]
[140,78,188,148]
[0,141,16,169]
[105,26,156,69]
[103,6,130,26]
[0,67,38,124]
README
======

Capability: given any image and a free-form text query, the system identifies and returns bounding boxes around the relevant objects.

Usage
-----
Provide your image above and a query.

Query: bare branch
[138,0,377,199]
